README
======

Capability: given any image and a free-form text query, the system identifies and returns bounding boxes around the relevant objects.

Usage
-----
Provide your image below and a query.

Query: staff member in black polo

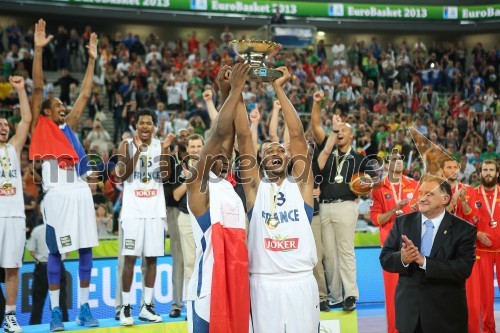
[317,121,375,312]
[27,217,69,324]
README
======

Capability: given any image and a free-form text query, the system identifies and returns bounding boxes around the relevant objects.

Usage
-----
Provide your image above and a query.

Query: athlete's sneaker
[3,312,23,333]
[49,307,65,332]
[76,303,99,327]
[139,303,162,323]
[120,304,134,326]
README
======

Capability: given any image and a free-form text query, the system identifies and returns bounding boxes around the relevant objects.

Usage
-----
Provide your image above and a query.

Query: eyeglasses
[387,156,405,161]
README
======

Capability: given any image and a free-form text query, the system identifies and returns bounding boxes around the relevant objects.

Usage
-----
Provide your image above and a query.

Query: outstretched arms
[66,33,97,130]
[8,76,31,155]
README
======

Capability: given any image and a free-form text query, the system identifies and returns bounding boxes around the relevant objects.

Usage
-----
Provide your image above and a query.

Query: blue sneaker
[50,307,65,332]
[76,303,99,327]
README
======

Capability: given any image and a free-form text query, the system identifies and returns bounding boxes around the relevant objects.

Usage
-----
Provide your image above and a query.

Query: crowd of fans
[0,19,499,236]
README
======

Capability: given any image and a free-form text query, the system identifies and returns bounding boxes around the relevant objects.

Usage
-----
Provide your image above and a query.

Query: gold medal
[141,177,150,184]
[490,220,498,228]
[2,181,12,189]
[334,175,343,183]
[266,216,280,230]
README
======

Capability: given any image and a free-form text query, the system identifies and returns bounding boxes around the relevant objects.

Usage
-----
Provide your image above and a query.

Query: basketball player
[29,19,99,331]
[0,76,31,333]
[235,66,319,333]
[184,64,249,333]
[370,149,418,333]
[439,155,480,333]
[474,160,500,333]
[116,108,171,326]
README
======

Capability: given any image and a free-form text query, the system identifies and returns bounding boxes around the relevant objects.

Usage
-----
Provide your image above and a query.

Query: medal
[2,181,12,189]
[481,185,498,230]
[0,146,12,189]
[333,147,351,185]
[266,217,280,229]
[141,177,150,184]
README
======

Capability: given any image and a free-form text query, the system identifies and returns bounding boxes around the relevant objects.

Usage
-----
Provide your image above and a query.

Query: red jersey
[371,175,419,244]
[475,185,500,251]
[450,182,479,225]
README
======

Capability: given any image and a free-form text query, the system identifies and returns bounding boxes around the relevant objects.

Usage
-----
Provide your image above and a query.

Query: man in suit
[380,174,476,333]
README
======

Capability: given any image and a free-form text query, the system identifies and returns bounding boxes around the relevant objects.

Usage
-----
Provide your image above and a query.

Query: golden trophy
[229,40,283,82]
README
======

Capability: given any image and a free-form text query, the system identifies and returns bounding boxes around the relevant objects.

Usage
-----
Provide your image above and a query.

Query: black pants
[29,262,69,325]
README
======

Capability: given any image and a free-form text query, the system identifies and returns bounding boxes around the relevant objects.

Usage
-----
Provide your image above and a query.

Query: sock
[144,287,154,305]
[80,287,89,306]
[122,292,130,306]
[49,289,60,310]
[5,305,15,314]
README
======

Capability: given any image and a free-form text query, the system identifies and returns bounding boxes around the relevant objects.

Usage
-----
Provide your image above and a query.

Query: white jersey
[121,138,166,219]
[248,176,317,275]
[0,143,25,218]
[41,159,89,192]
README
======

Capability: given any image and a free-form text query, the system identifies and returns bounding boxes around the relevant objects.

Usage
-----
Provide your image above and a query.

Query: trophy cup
[229,40,283,82]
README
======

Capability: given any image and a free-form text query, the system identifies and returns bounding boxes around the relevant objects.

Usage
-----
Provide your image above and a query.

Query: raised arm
[66,32,97,130]
[311,91,326,145]
[8,76,31,154]
[249,105,260,155]
[317,115,342,170]
[203,89,218,122]
[186,64,250,217]
[31,19,53,134]
[272,67,313,206]
[268,99,281,143]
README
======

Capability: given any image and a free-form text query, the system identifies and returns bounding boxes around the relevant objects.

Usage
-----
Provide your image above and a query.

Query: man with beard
[29,19,99,331]
[235,66,319,333]
[0,76,31,333]
[184,64,249,332]
[474,160,500,333]
[439,155,481,333]
[370,149,418,333]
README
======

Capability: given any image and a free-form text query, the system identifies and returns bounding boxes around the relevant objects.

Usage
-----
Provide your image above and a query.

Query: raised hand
[9,76,25,90]
[228,63,250,93]
[216,65,232,97]
[272,66,291,88]
[163,133,176,150]
[249,107,260,124]
[87,32,98,60]
[272,99,281,111]
[34,19,53,48]
[132,131,145,151]
[332,114,343,130]
[202,89,213,101]
[313,91,324,102]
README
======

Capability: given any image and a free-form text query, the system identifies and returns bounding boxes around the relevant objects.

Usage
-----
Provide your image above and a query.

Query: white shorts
[121,217,166,257]
[250,272,319,333]
[187,296,210,333]
[0,217,25,268]
[43,184,98,254]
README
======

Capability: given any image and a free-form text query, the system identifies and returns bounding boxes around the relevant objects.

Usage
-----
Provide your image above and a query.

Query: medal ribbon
[334,147,351,182]
[390,180,402,204]
[481,185,498,223]
[140,141,153,182]
[0,146,11,186]
[269,180,285,222]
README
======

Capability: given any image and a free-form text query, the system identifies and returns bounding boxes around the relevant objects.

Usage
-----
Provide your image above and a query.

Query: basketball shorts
[0,217,25,268]
[120,217,166,257]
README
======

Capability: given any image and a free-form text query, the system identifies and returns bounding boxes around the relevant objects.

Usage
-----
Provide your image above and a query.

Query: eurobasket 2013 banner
[45,0,500,21]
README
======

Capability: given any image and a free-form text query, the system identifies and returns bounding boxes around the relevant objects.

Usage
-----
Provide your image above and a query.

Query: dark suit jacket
[380,211,476,333]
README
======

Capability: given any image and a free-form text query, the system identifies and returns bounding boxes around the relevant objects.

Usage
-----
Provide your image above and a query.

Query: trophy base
[248,66,283,82]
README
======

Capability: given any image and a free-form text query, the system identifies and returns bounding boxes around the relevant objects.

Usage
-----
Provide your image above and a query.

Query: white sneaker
[3,313,23,333]
[119,305,134,326]
[138,303,162,323]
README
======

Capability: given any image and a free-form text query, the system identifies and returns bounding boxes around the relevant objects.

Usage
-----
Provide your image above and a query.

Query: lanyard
[269,180,285,218]
[481,185,498,222]
[390,181,402,203]
[334,147,351,179]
